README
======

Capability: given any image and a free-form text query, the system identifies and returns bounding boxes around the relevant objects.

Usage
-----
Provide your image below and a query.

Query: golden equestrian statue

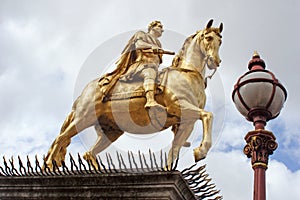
[44,19,223,169]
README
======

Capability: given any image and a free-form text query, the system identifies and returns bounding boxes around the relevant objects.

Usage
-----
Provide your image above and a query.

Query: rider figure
[99,21,166,109]
[117,20,165,109]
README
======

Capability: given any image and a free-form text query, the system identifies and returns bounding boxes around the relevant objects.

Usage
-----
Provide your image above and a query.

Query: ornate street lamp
[232,51,287,200]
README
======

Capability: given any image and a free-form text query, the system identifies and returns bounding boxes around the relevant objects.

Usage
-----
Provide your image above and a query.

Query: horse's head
[197,19,223,70]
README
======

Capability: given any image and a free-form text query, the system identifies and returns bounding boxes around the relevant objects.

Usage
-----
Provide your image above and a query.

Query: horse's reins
[204,55,217,88]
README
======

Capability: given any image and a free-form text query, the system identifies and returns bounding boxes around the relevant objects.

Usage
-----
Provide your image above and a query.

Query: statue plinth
[0,154,222,199]
[0,171,196,199]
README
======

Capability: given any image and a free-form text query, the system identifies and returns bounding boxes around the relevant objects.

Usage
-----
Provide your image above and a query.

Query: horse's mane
[171,28,221,68]
[171,31,200,68]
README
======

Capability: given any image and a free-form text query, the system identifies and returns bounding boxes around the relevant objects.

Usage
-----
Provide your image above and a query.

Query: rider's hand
[151,46,161,54]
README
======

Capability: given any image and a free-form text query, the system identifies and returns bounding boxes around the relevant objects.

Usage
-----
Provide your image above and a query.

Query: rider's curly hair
[148,20,162,32]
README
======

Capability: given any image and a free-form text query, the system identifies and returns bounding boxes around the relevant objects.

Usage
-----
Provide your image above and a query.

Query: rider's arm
[135,39,160,50]
[134,31,161,50]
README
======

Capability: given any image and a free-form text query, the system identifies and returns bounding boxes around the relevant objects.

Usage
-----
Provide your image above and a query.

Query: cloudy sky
[1,0,299,199]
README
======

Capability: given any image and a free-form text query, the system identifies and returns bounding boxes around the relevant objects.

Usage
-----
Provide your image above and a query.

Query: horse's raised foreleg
[193,110,213,162]
[167,123,195,168]
[83,124,124,169]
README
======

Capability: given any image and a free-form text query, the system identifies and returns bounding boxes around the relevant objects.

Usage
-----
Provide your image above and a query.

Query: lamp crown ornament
[248,51,266,70]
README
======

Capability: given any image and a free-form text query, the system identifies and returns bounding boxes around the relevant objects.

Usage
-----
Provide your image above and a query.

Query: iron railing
[0,151,222,200]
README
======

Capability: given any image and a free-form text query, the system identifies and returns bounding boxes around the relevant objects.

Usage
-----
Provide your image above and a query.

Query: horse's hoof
[193,147,206,162]
[83,152,99,170]
[42,162,53,172]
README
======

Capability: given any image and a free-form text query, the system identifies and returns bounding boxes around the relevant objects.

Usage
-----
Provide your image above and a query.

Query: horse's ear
[206,19,213,29]
[219,23,223,33]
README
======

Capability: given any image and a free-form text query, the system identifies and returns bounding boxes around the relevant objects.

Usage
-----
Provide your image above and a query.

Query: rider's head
[148,21,164,37]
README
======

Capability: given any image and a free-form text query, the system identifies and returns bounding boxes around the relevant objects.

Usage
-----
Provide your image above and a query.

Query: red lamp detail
[232,51,287,129]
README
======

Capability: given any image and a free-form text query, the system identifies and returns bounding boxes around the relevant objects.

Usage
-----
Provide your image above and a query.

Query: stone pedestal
[0,171,196,199]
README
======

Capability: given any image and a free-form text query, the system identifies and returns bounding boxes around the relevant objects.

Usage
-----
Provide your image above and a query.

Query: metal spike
[0,165,6,176]
[1,157,9,176]
[27,156,34,175]
[52,159,62,176]
[119,153,127,171]
[42,156,51,176]
[152,152,159,171]
[89,158,98,173]
[84,155,96,174]
[18,156,27,176]
[138,151,144,172]
[9,156,20,176]
[35,155,44,176]
[160,150,164,170]
[149,149,154,170]
[61,160,70,175]
[142,153,150,171]
[98,155,108,173]
[3,156,11,176]
[108,153,117,173]
[78,153,87,174]
[69,153,79,174]
[116,151,122,170]
[105,153,113,173]
[128,151,133,172]
[181,163,197,174]
[94,156,102,174]
[130,151,139,172]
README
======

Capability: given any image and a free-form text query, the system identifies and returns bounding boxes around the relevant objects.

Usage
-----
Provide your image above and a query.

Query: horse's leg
[167,123,195,168]
[83,124,124,169]
[44,111,75,168]
[45,113,92,169]
[171,124,191,147]
[193,110,213,162]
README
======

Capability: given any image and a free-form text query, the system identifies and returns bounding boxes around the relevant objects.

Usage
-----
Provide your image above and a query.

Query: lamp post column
[244,125,277,200]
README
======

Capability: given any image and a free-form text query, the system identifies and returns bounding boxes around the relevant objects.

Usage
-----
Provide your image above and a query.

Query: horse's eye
[205,36,213,42]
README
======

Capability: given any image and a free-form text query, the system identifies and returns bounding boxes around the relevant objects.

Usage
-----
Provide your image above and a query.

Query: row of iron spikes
[180,162,223,200]
[97,149,179,173]
[0,155,38,176]
[1,154,222,200]
[0,150,179,176]
[196,190,222,200]
[182,163,206,176]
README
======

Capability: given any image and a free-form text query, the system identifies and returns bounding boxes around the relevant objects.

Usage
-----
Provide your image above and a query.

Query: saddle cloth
[103,81,163,102]
[103,70,168,102]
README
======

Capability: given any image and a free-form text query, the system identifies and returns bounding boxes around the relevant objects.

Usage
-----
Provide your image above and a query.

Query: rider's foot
[144,100,165,110]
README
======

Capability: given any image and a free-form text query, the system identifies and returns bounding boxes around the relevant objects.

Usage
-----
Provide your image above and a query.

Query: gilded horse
[44,20,223,169]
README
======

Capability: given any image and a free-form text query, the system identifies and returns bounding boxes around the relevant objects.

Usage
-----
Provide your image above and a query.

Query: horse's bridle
[198,31,221,88]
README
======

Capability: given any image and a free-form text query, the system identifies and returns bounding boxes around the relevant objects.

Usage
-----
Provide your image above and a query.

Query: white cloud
[205,151,253,199]
[267,160,300,199]
[204,151,300,200]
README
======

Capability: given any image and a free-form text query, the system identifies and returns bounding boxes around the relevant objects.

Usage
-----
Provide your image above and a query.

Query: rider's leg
[141,67,163,109]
